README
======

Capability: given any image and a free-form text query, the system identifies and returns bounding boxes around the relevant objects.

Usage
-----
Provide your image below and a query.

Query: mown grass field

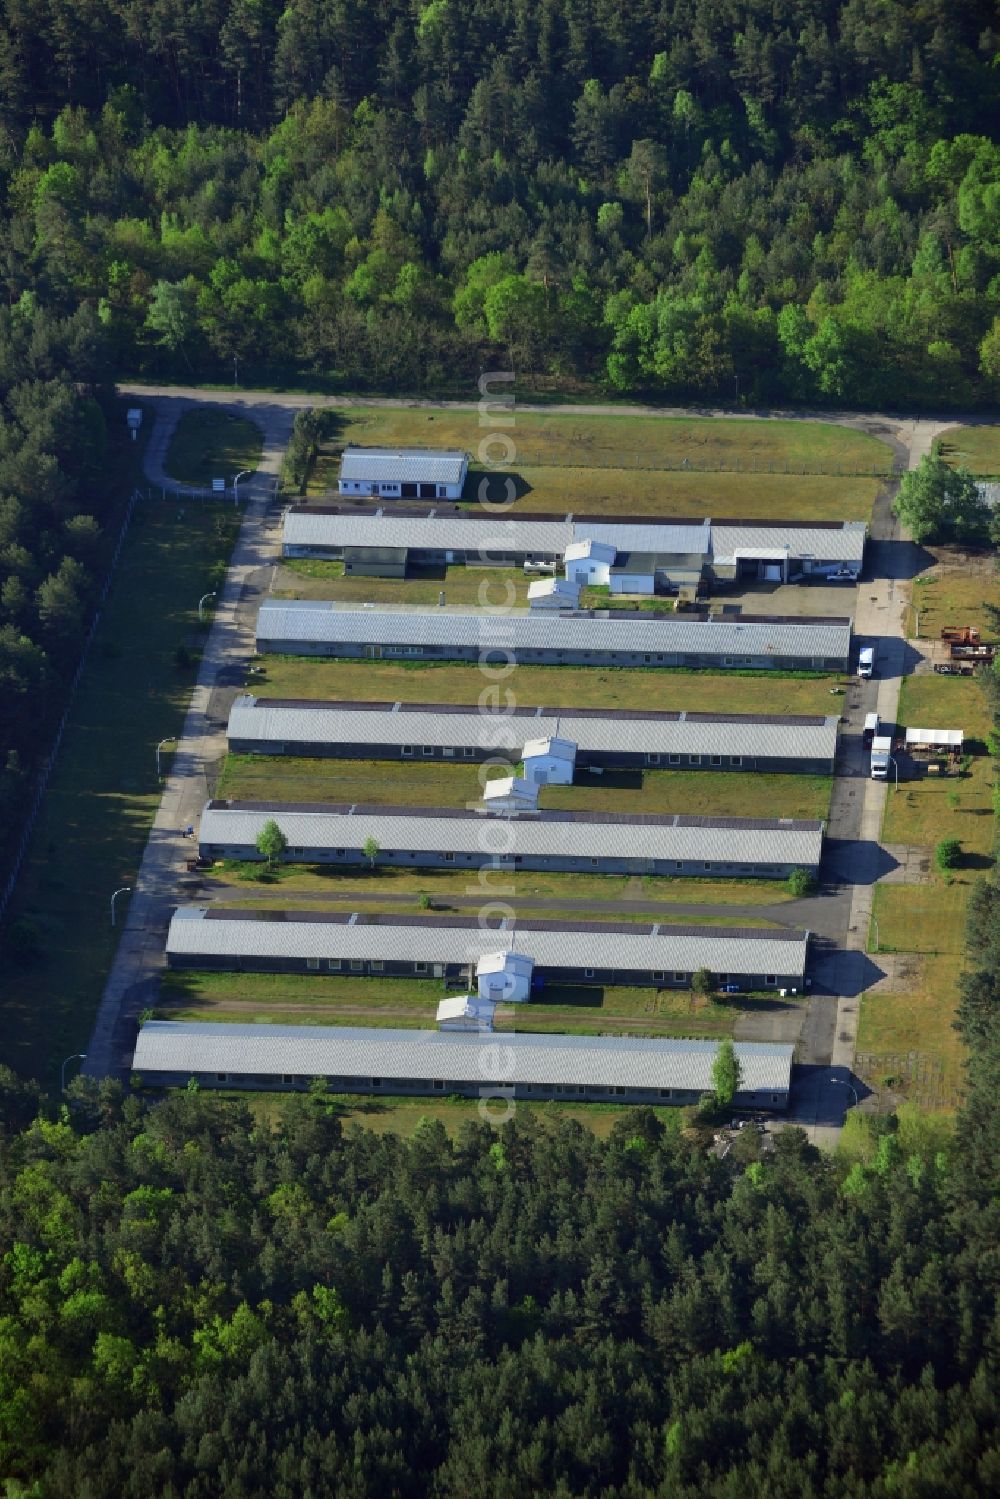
[4,504,241,1085]
[882,677,993,856]
[307,409,892,524]
[249,656,845,717]
[208,862,792,906]
[157,968,754,1040]
[855,954,967,1110]
[165,407,263,486]
[908,553,999,641]
[277,561,536,607]
[935,424,1000,475]
[871,882,972,954]
[330,408,892,471]
[218,753,834,821]
[867,672,993,1113]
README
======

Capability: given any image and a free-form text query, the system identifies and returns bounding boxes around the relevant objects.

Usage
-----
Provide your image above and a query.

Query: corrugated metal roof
[198,802,824,866]
[339,447,469,485]
[166,908,808,976]
[579,523,711,555]
[284,510,571,554]
[282,511,864,565]
[227,696,840,762]
[133,1020,795,1093]
[711,522,866,564]
[256,601,851,661]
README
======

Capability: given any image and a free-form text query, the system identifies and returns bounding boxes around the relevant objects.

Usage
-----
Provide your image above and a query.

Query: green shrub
[787,867,819,897]
[936,838,961,871]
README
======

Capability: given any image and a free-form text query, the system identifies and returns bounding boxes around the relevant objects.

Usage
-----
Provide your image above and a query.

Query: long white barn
[255,600,853,671]
[227,696,840,774]
[133,1020,796,1109]
[282,506,867,583]
[198,799,825,877]
[166,908,810,990]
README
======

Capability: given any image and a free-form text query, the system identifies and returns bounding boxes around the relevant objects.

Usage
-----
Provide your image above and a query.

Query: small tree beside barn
[256,818,288,868]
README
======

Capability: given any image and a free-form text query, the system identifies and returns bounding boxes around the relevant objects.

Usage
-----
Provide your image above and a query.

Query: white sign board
[126,408,142,429]
[212,478,226,494]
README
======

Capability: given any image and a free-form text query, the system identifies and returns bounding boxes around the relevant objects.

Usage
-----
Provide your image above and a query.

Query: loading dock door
[763,564,782,582]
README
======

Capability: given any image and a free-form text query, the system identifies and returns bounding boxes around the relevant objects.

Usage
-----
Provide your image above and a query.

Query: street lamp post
[831,1077,859,1110]
[198,591,216,624]
[156,737,171,778]
[61,1052,86,1092]
[110,886,131,927]
[888,755,899,790]
[872,915,879,951]
[233,469,251,509]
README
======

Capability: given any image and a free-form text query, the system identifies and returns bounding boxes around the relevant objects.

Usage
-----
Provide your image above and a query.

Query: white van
[857,646,874,679]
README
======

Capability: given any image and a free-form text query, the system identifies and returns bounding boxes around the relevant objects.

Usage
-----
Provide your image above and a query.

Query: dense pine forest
[0,0,998,403]
[0,867,997,1495]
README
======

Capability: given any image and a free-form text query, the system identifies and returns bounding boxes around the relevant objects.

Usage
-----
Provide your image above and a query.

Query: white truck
[857,646,874,679]
[870,735,892,779]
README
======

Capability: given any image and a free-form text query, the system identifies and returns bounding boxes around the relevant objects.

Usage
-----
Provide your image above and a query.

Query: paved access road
[83,398,295,1078]
[92,385,943,1133]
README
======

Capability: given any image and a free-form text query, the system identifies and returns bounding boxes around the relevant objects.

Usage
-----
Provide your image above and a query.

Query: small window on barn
[444,852,455,861]
[730,755,742,766]
[584,968,595,978]
[415,962,428,973]
[306,958,320,971]
[689,754,701,765]
[422,745,435,756]
[402,745,414,756]
[433,1079,444,1091]
[216,1074,228,1083]
[327,959,341,971]
[371,961,384,972]
[372,1078,382,1087]
[674,971,688,982]
[710,755,722,765]
[668,754,681,765]
[350,960,364,971]
[765,974,776,985]
[443,747,455,757]
[462,747,475,757]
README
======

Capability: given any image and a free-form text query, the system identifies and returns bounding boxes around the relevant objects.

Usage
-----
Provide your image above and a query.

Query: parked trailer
[863,712,880,745]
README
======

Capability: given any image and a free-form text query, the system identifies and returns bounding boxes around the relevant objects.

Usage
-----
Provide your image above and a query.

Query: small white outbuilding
[436,994,496,1031]
[527,577,582,610]
[481,776,539,813]
[476,951,535,1004]
[564,538,617,586]
[522,736,577,786]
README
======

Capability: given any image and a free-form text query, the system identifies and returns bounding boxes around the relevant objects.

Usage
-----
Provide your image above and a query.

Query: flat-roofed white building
[227,697,841,776]
[338,446,469,500]
[133,1021,796,1110]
